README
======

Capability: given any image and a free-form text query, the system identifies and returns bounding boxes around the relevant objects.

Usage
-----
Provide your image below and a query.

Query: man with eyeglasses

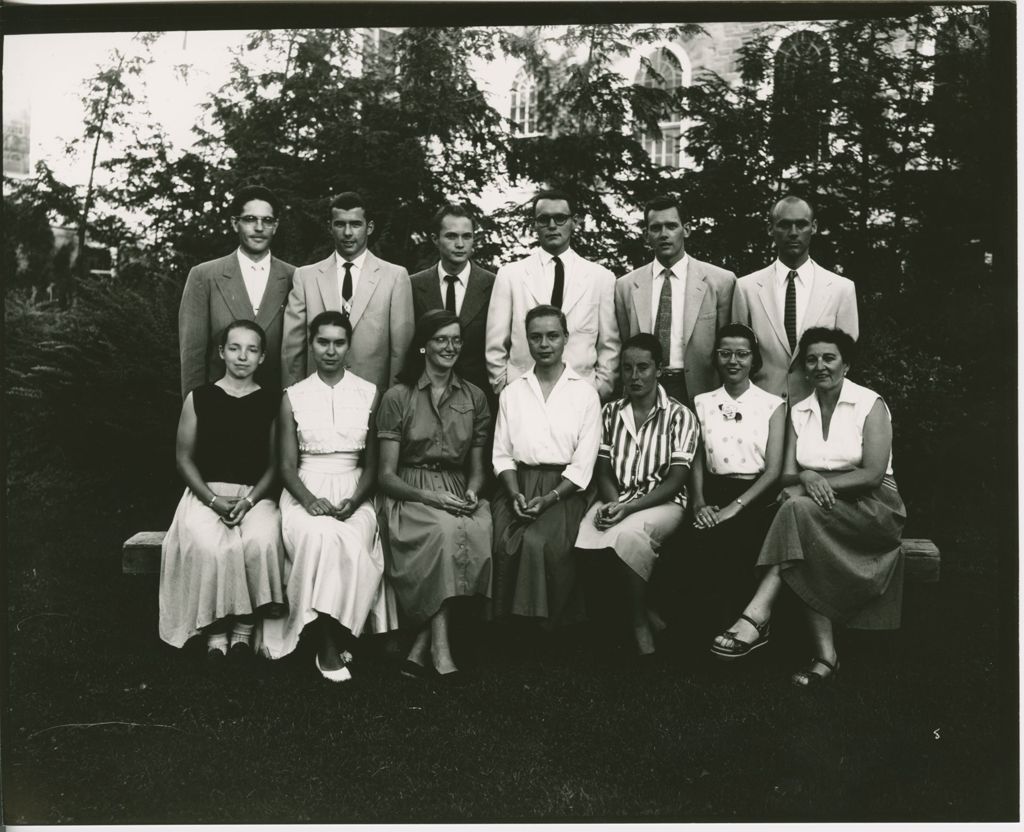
[732,195,859,403]
[178,184,295,398]
[614,195,736,406]
[485,189,620,402]
[281,191,414,392]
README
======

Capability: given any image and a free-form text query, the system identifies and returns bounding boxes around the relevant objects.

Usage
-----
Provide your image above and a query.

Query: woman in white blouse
[491,304,602,626]
[711,328,906,688]
[259,311,393,681]
[690,323,786,631]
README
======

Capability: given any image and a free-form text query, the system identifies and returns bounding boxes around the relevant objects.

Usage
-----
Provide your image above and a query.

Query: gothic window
[637,48,686,167]
[772,31,832,164]
[510,69,540,135]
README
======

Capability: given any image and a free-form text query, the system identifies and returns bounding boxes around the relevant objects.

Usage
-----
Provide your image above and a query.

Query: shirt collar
[793,378,857,415]
[237,248,270,271]
[416,371,463,391]
[774,258,813,286]
[652,253,689,280]
[523,362,582,385]
[618,384,670,412]
[311,371,345,391]
[538,247,576,268]
[437,261,471,282]
[335,249,369,272]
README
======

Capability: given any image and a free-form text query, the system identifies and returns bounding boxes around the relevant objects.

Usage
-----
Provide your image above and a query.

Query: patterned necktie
[444,275,458,314]
[342,262,353,311]
[655,268,673,364]
[551,255,564,308]
[785,270,798,351]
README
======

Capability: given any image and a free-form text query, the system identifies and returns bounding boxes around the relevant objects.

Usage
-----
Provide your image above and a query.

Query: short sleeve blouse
[286,371,377,455]
[694,383,784,476]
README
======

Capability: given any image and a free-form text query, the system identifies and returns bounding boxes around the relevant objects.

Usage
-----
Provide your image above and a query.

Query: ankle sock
[207,632,229,654]
[230,623,254,647]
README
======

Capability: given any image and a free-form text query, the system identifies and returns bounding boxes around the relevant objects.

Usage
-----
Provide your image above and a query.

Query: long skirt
[259,453,397,660]
[756,481,906,630]
[159,482,285,648]
[380,465,492,625]
[575,500,684,581]
[491,465,588,622]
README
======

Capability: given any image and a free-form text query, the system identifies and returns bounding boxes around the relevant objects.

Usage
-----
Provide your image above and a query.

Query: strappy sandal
[791,656,839,688]
[710,613,770,661]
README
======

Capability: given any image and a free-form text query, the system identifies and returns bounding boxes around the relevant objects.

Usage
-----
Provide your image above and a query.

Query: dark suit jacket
[410,262,496,397]
[178,252,295,398]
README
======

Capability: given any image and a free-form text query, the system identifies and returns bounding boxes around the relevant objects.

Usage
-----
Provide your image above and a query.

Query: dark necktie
[551,255,564,308]
[342,262,353,309]
[785,270,798,351]
[654,269,673,365]
[444,274,458,314]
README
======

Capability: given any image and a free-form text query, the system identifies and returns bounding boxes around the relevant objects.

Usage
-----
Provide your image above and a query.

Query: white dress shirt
[436,261,471,316]
[237,249,271,315]
[649,254,689,369]
[694,383,784,476]
[538,246,579,300]
[773,259,815,336]
[335,250,369,314]
[492,363,602,490]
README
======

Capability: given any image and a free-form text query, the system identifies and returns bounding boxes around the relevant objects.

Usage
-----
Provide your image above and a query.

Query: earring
[419,348,426,354]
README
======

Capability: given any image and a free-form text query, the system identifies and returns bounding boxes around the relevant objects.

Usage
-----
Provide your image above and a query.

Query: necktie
[342,262,353,310]
[654,269,674,365]
[785,270,798,351]
[551,255,564,308]
[444,275,458,314]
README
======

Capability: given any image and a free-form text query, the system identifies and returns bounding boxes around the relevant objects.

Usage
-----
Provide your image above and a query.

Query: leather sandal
[791,656,839,688]
[710,614,771,661]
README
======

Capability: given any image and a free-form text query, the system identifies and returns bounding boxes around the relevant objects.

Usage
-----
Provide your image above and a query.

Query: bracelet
[549,489,561,502]
[242,496,255,508]
[207,494,219,508]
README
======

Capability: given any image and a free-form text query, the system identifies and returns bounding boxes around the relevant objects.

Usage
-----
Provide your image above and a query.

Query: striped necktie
[785,270,798,351]
[655,268,673,363]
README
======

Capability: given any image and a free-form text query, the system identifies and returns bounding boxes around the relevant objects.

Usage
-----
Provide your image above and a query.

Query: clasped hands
[511,490,556,523]
[210,495,254,527]
[592,500,633,531]
[782,471,836,510]
[428,489,479,517]
[303,496,358,521]
[692,501,742,530]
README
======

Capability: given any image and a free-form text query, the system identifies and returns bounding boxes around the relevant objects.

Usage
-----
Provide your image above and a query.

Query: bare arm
[708,402,786,525]
[594,454,620,504]
[174,393,233,519]
[806,399,892,494]
[277,393,333,516]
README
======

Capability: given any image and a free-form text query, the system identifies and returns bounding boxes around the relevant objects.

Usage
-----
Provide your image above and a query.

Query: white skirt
[574,501,685,581]
[258,453,397,659]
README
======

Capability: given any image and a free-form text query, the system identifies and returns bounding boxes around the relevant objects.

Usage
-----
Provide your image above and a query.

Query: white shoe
[316,654,352,683]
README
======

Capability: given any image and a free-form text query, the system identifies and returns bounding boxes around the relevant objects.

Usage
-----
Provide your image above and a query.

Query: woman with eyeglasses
[377,311,493,681]
[689,323,786,633]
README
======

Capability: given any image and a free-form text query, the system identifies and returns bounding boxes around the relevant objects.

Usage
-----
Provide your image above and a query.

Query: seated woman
[159,320,285,663]
[491,304,602,626]
[259,311,388,682]
[575,333,698,656]
[711,327,907,687]
[377,310,493,680]
[690,323,786,626]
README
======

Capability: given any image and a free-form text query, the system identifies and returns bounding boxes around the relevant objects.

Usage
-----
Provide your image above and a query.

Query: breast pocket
[571,302,599,335]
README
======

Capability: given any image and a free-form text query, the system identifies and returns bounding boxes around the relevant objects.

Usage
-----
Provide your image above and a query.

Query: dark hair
[525,304,569,335]
[797,326,857,365]
[643,195,687,226]
[713,322,763,374]
[219,319,267,353]
[623,332,663,367]
[230,185,281,218]
[431,203,477,235]
[769,194,816,222]
[329,191,372,222]
[397,310,461,386]
[531,189,576,217]
[308,310,353,343]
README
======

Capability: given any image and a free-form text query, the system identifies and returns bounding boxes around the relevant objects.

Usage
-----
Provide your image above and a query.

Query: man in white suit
[614,195,736,406]
[732,196,859,403]
[485,190,620,402]
[281,191,414,391]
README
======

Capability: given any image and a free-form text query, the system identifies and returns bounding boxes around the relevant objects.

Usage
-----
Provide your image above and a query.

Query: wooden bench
[123,532,942,582]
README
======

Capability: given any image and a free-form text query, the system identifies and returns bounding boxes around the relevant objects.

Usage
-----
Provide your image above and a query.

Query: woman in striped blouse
[575,333,699,657]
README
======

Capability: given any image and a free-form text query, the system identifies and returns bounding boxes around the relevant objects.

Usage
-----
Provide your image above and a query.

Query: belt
[405,461,462,472]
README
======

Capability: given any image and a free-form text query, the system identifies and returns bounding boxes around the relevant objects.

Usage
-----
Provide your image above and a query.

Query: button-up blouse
[286,371,376,455]
[694,383,784,476]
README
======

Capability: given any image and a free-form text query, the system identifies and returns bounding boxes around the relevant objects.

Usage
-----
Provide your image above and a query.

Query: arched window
[772,31,832,164]
[510,69,540,135]
[636,48,686,167]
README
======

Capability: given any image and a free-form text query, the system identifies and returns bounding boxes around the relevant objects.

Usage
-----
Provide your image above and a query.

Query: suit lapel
[423,265,445,310]
[755,266,790,355]
[214,254,255,320]
[681,259,707,344]
[802,260,831,336]
[524,251,549,306]
[559,254,588,315]
[315,255,342,314]
[254,256,291,329]
[348,251,381,326]
[631,265,654,332]
[459,263,489,325]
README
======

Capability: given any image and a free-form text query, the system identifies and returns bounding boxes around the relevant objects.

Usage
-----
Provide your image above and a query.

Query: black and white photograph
[1,1,1017,825]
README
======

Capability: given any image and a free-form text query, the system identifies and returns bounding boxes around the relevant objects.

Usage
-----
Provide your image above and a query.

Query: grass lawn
[2,485,1017,824]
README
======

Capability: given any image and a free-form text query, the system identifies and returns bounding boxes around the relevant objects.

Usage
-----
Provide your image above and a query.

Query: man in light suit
[178,184,295,398]
[732,195,859,403]
[614,195,736,406]
[281,191,414,392]
[485,189,620,402]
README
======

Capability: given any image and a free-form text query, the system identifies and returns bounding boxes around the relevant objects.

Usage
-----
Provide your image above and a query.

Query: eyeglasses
[430,336,463,348]
[535,214,571,227]
[236,215,279,227]
[715,349,753,361]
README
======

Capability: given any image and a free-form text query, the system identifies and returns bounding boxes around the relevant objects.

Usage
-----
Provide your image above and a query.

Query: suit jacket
[410,262,496,397]
[178,252,295,398]
[485,249,620,401]
[614,257,736,405]
[281,250,414,392]
[732,259,859,402]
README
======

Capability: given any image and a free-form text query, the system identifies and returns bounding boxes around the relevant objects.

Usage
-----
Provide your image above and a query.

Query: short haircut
[797,326,857,365]
[431,203,477,235]
[769,194,816,222]
[230,185,281,218]
[714,322,763,374]
[525,304,569,336]
[397,309,461,386]
[308,310,353,343]
[219,319,267,353]
[531,189,576,217]
[623,332,663,366]
[643,195,687,226]
[329,191,372,222]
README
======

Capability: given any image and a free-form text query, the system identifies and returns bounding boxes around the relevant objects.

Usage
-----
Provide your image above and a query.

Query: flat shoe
[791,656,839,688]
[316,654,352,683]
[710,613,770,661]
[400,659,431,680]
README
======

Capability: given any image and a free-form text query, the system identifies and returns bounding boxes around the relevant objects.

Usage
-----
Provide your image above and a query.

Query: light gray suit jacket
[281,250,414,392]
[178,252,295,398]
[732,259,859,402]
[614,257,736,405]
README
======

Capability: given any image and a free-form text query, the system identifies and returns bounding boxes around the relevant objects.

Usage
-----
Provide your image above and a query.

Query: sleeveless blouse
[192,383,279,484]
[286,371,377,455]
